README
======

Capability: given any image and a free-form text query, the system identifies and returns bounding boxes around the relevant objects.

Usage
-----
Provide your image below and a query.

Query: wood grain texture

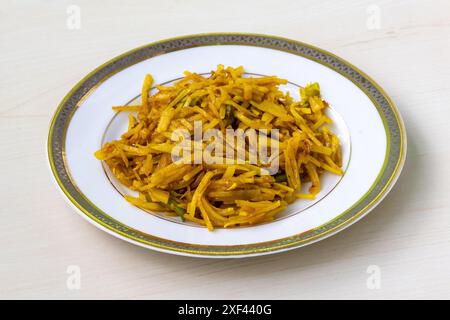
[1,0,449,299]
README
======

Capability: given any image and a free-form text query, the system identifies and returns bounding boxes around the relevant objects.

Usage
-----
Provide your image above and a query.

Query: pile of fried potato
[95,65,342,230]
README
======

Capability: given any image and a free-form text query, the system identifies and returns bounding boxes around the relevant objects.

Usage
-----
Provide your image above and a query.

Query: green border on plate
[47,33,406,257]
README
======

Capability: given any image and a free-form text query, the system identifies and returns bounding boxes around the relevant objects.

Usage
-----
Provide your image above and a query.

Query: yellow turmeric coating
[95,65,343,230]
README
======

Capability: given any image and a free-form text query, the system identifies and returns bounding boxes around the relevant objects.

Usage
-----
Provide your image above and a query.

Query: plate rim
[47,33,407,258]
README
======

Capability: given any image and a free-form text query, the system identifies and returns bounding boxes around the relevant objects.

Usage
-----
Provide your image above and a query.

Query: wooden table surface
[1,0,449,299]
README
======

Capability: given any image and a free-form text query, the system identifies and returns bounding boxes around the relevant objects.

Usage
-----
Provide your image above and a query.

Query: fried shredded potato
[95,65,343,230]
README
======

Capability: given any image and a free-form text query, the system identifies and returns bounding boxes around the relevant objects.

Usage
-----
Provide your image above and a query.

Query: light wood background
[1,0,449,299]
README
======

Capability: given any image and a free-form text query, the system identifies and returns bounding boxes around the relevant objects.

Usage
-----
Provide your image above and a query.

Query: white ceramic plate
[47,34,406,258]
